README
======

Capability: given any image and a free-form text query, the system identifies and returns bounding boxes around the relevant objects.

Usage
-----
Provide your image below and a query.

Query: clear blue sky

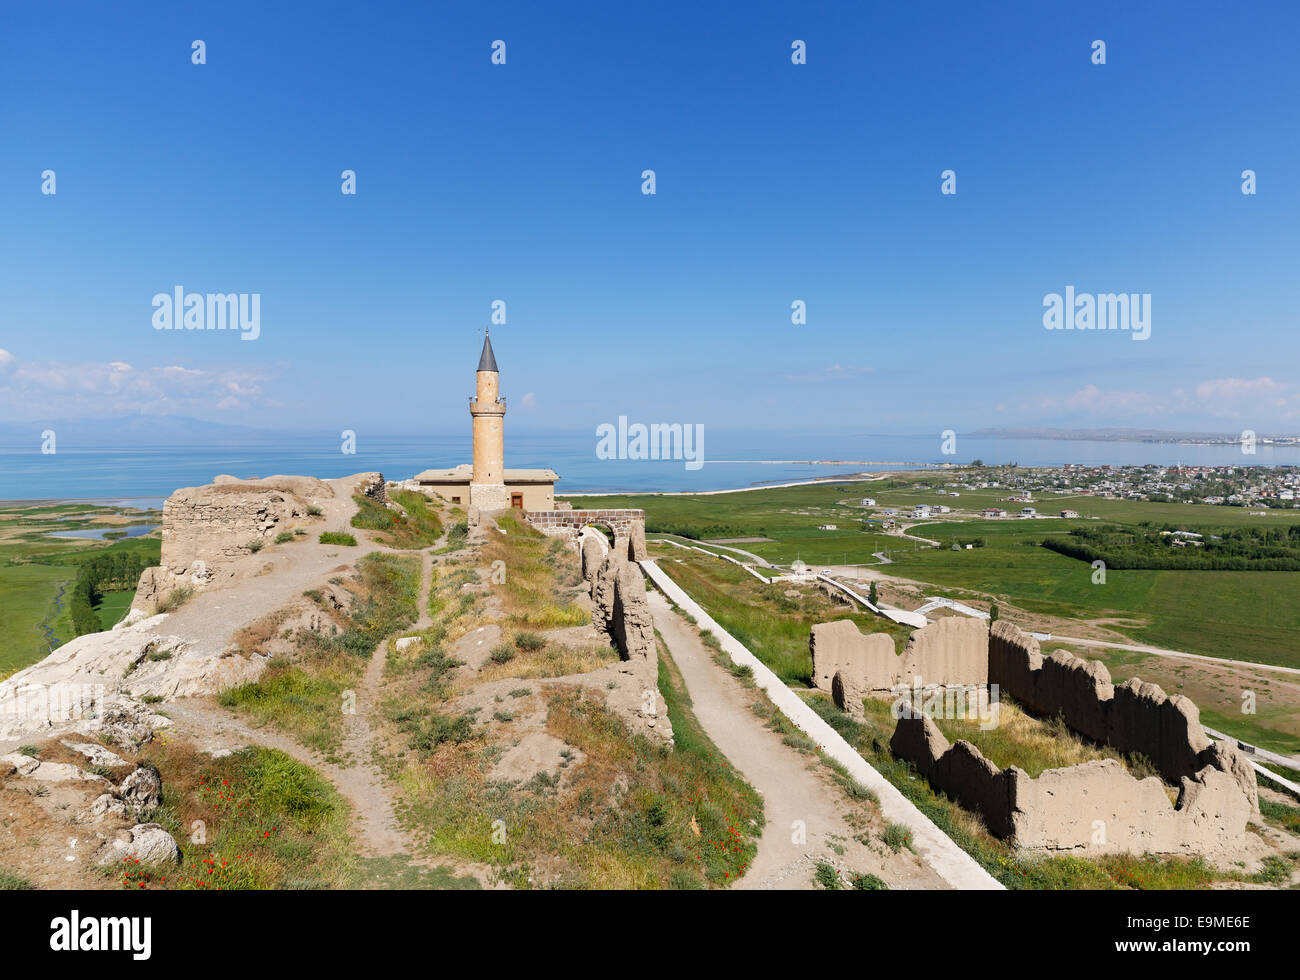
[1,0,1297,436]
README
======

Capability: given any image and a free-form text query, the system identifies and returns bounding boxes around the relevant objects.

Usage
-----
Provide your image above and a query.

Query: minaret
[469,330,509,511]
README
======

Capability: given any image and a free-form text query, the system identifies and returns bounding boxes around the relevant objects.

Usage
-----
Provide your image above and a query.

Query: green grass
[0,504,161,674]
[319,531,358,547]
[654,550,910,685]
[0,867,33,889]
[127,745,354,890]
[572,479,1300,669]
[220,553,421,755]
[93,589,135,630]
[0,563,74,674]
[351,490,444,549]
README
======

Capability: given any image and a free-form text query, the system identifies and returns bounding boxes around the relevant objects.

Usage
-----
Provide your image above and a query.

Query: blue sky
[1,0,1298,438]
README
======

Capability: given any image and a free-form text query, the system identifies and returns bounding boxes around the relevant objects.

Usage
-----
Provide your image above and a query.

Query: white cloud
[0,351,272,420]
[520,391,537,410]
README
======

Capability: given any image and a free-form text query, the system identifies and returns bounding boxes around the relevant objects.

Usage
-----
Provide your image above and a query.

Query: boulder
[0,752,40,777]
[96,824,180,867]
[61,741,131,769]
[119,763,163,816]
[88,793,129,822]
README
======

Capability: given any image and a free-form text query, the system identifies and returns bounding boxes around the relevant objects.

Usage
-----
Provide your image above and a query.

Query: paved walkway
[641,559,1003,890]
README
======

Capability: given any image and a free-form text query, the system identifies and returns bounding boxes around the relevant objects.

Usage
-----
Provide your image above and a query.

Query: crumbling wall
[890,713,1252,855]
[591,550,654,662]
[988,621,1257,812]
[131,474,340,614]
[810,617,988,716]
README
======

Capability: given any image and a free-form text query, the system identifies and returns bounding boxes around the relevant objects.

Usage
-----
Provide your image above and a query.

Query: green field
[0,504,160,676]
[94,589,136,631]
[568,476,1300,669]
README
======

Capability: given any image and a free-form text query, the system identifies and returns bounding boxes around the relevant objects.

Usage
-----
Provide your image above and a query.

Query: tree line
[68,550,152,636]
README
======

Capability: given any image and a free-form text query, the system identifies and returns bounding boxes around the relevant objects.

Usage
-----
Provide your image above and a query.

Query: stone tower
[469,330,509,511]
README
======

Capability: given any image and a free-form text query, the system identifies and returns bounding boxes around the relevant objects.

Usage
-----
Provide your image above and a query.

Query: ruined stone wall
[590,550,654,662]
[890,713,1252,855]
[131,473,347,613]
[810,617,989,716]
[987,621,1257,811]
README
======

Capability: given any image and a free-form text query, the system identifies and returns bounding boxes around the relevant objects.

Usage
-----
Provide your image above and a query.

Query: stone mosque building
[415,331,559,511]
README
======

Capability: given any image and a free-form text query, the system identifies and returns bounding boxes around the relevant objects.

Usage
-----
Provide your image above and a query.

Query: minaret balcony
[469,396,506,414]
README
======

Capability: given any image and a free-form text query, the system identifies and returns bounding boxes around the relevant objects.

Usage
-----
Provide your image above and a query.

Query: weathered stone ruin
[590,548,655,663]
[988,620,1258,813]
[808,614,1259,856]
[890,712,1254,855]
[131,473,353,612]
[811,616,989,714]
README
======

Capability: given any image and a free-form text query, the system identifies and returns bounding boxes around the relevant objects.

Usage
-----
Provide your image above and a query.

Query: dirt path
[167,533,447,862]
[647,591,948,890]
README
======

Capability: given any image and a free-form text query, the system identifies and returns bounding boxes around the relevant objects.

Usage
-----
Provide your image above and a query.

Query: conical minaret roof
[477,331,498,372]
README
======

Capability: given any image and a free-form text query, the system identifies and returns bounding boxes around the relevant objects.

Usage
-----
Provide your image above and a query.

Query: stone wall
[525,509,645,539]
[890,713,1253,855]
[810,617,989,716]
[159,475,337,579]
[591,549,654,662]
[988,621,1257,812]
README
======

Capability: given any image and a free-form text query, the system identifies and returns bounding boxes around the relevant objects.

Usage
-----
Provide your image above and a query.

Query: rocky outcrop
[119,763,163,817]
[0,617,262,742]
[96,823,181,867]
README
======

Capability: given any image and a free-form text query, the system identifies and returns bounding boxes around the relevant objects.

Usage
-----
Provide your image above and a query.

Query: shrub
[489,644,515,665]
[275,531,296,544]
[306,505,323,517]
[319,531,358,546]
[246,539,264,553]
[814,862,841,890]
[513,631,545,652]
[155,586,194,614]
[852,872,887,890]
[883,822,914,853]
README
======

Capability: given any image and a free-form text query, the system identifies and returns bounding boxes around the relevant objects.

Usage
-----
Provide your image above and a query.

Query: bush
[513,631,545,652]
[883,822,914,852]
[814,862,841,890]
[306,505,323,517]
[275,531,296,544]
[246,539,264,553]
[319,531,358,546]
[489,644,515,665]
[156,586,194,614]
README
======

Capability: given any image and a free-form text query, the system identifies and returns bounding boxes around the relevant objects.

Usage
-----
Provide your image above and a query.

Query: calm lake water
[0,432,1295,501]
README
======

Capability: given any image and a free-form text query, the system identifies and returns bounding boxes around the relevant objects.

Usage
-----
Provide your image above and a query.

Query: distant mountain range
[0,415,318,449]
[968,427,1300,444]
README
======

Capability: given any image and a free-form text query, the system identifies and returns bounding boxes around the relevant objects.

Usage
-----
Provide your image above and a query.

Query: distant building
[1020,507,1037,517]
[913,505,931,518]
[817,523,838,530]
[982,508,1007,518]
[416,332,558,510]
[1060,509,1079,518]
[861,497,876,506]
